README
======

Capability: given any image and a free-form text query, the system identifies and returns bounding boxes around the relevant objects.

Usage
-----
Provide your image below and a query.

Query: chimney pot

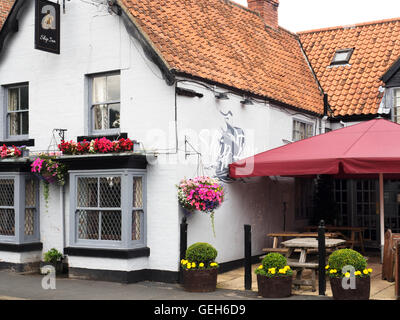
[247,0,279,29]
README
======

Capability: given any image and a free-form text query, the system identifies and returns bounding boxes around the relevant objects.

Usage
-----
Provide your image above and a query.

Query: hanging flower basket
[31,156,68,206]
[31,156,67,185]
[177,176,224,236]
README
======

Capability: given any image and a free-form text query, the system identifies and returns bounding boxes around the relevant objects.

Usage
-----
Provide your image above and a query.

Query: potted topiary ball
[326,249,372,300]
[40,248,64,274]
[255,253,293,298]
[181,242,219,292]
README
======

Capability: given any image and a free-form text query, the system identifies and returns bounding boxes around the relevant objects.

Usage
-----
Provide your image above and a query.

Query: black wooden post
[179,217,188,283]
[318,220,326,296]
[244,224,252,290]
[180,217,188,260]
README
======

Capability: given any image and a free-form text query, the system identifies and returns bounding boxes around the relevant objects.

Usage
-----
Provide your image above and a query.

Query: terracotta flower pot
[182,268,218,292]
[330,276,370,300]
[257,274,292,298]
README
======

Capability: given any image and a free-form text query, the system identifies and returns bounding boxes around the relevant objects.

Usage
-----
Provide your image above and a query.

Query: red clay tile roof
[299,18,400,117]
[119,0,324,115]
[0,0,15,30]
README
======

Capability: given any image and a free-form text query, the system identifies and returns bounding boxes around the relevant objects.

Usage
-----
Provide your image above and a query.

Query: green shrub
[44,248,63,264]
[185,242,217,264]
[327,249,370,277]
[261,253,287,270]
[255,253,292,277]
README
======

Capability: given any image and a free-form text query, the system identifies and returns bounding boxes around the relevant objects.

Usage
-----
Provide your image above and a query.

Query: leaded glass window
[71,170,146,249]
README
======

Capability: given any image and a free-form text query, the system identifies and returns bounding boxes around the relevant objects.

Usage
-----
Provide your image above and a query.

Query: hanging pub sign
[35,0,60,54]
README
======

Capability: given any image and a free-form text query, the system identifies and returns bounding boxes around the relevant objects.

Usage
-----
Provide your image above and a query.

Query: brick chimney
[247,0,279,29]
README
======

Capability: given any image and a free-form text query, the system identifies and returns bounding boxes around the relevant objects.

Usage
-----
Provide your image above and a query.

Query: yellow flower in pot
[326,249,371,300]
[255,253,293,298]
[181,242,219,293]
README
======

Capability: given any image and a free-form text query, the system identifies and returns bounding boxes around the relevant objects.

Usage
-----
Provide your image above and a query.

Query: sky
[233,0,400,32]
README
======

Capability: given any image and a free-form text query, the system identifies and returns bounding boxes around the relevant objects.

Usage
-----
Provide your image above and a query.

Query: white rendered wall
[0,1,321,274]
[174,82,320,263]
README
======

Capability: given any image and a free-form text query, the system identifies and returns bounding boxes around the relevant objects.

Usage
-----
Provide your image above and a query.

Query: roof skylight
[331,48,354,66]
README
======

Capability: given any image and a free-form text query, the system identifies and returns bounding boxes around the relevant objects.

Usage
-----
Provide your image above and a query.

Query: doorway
[333,179,380,248]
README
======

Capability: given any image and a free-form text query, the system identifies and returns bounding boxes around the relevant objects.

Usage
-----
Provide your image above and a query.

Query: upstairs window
[6,84,29,138]
[293,119,313,141]
[89,72,120,134]
[331,48,354,66]
[393,89,400,124]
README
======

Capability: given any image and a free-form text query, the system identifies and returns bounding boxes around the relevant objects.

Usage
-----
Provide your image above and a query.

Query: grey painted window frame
[292,118,314,142]
[2,83,30,141]
[391,88,400,124]
[69,169,147,250]
[0,172,40,244]
[86,71,121,137]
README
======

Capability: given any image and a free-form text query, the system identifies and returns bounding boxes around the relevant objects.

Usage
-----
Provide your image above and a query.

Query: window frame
[294,178,315,220]
[292,119,314,142]
[2,83,29,141]
[0,173,40,244]
[393,88,400,124]
[69,169,146,250]
[330,48,354,66]
[87,71,121,136]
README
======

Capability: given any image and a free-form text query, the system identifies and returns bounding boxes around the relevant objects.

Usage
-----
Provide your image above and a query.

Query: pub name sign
[35,0,60,54]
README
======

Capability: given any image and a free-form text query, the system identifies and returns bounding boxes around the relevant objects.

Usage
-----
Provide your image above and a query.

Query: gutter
[173,70,324,118]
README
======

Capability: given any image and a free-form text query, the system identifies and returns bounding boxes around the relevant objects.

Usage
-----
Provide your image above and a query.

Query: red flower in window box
[0,144,22,159]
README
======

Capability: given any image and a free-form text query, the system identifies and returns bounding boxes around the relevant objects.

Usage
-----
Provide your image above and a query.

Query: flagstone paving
[217,255,396,300]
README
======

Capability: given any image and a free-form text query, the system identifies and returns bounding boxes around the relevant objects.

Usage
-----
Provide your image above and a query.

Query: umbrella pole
[379,173,385,263]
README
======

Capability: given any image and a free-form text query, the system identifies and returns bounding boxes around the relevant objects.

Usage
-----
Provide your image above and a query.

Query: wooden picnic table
[281,238,346,291]
[267,231,340,249]
[304,226,366,255]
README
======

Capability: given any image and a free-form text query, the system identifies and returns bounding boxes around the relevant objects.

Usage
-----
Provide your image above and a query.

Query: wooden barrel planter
[182,268,218,292]
[330,277,370,300]
[257,274,292,298]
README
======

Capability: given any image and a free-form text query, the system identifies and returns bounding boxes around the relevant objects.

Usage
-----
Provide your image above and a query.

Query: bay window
[69,169,146,249]
[0,173,39,244]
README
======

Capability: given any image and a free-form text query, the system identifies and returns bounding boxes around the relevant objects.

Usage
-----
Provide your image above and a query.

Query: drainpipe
[60,185,65,253]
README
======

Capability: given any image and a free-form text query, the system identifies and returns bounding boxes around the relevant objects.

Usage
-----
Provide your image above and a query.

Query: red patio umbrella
[229,118,400,258]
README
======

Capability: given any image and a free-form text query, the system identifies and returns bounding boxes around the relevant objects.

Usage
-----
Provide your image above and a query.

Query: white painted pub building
[0,0,399,283]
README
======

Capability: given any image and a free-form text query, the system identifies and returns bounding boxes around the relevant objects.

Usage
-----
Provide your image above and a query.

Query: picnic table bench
[281,238,346,291]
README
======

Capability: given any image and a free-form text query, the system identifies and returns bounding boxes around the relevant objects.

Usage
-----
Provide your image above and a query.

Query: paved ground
[0,253,393,300]
[0,270,330,300]
[218,254,396,300]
